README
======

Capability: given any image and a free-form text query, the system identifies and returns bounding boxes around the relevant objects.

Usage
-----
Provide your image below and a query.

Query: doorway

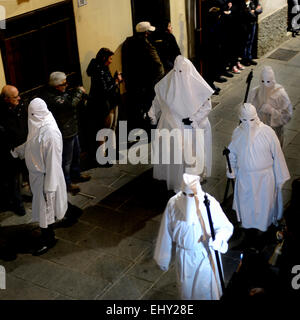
[0,0,81,100]
[131,0,170,31]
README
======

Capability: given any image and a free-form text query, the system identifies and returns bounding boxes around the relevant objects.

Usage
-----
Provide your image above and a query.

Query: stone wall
[257,5,290,58]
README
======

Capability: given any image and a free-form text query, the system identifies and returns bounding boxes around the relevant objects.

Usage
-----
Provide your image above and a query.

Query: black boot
[32,225,57,256]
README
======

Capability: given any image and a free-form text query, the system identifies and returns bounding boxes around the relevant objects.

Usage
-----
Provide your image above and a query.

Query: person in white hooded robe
[12,98,68,255]
[247,66,293,146]
[148,55,214,193]
[227,103,290,240]
[154,173,233,300]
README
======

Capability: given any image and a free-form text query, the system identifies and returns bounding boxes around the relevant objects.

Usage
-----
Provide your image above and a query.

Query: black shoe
[222,71,234,78]
[215,76,227,83]
[249,59,257,66]
[32,238,58,256]
[13,206,26,216]
[211,84,221,95]
[241,59,251,66]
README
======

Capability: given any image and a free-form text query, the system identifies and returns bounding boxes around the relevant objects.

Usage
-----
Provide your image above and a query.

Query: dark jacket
[151,32,181,74]
[86,59,120,119]
[122,33,165,93]
[41,87,86,139]
[240,1,262,26]
[0,98,28,150]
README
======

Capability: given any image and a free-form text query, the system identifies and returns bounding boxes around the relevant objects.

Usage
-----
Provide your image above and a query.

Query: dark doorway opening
[131,0,170,31]
[0,0,81,101]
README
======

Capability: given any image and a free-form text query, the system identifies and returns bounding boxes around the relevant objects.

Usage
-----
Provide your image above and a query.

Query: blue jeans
[62,135,81,186]
[244,23,256,60]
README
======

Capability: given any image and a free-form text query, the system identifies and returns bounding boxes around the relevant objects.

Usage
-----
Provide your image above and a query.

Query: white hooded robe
[247,66,293,146]
[154,174,233,300]
[14,98,68,228]
[148,55,214,192]
[228,104,290,231]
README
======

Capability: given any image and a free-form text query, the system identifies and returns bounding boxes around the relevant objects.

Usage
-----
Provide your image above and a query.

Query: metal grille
[267,48,299,61]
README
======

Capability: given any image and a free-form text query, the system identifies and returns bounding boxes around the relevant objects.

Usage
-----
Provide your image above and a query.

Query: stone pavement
[0,35,299,300]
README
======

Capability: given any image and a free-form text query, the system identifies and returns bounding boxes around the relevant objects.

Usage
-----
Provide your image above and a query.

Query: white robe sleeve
[12,142,26,160]
[269,129,290,188]
[42,131,63,193]
[148,95,162,125]
[228,130,239,172]
[190,99,212,129]
[154,202,173,271]
[270,90,293,127]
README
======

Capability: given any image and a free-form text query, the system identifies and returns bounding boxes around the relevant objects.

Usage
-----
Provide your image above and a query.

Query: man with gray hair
[0,85,28,216]
[42,71,90,194]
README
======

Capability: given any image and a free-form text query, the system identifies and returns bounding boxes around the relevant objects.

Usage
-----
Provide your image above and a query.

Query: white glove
[209,237,228,254]
[261,103,273,114]
[226,168,235,179]
[10,149,19,158]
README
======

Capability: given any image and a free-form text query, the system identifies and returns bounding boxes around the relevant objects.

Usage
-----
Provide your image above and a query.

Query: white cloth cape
[154,190,233,300]
[228,123,290,231]
[148,56,213,192]
[14,98,67,228]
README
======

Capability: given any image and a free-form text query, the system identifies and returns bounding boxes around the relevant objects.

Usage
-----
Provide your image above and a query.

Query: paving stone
[130,220,161,244]
[97,275,152,300]
[214,119,240,135]
[128,247,167,283]
[38,239,101,272]
[0,274,59,300]
[141,288,180,300]
[78,227,151,261]
[54,221,97,244]
[152,266,178,294]
[284,145,300,160]
[84,253,133,283]
[46,268,110,300]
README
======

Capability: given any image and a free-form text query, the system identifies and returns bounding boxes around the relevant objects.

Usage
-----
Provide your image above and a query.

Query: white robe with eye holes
[154,192,233,300]
[228,123,290,231]
[148,55,213,193]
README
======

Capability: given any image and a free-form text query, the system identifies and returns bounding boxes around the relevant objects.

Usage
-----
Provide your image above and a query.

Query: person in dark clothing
[122,21,165,130]
[288,0,300,37]
[86,48,122,165]
[151,20,181,74]
[0,85,28,216]
[240,0,262,66]
[41,72,91,194]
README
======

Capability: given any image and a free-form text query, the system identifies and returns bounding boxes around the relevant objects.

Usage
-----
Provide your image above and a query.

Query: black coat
[122,33,165,93]
[86,59,120,120]
[41,87,86,139]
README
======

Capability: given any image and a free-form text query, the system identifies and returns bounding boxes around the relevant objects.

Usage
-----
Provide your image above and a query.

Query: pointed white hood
[154,55,214,119]
[27,98,59,141]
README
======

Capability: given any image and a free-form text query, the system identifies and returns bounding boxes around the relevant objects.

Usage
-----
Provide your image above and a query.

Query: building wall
[257,0,290,57]
[170,0,188,58]
[0,0,188,92]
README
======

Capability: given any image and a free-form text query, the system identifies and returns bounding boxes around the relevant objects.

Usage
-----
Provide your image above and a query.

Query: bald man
[0,85,28,216]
